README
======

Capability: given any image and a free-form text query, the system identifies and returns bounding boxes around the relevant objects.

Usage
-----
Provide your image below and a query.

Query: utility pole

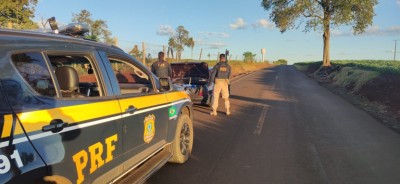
[394,40,398,61]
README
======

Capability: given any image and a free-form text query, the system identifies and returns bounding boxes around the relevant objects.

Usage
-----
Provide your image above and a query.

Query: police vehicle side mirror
[159,78,173,92]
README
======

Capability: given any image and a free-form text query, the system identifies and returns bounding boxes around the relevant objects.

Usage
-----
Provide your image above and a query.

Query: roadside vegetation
[294,60,400,132]
[208,60,270,77]
[168,59,270,77]
[272,59,288,65]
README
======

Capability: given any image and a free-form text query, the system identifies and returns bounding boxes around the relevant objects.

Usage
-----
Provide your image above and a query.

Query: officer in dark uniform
[151,52,172,78]
[209,54,231,116]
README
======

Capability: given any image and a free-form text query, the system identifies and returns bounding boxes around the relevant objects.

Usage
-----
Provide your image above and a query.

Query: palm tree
[187,37,195,60]
[168,38,176,60]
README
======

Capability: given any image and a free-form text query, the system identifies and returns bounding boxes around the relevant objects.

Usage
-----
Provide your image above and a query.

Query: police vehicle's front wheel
[166,114,193,163]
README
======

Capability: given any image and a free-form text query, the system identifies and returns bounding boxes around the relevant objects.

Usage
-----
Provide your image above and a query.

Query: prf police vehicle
[0,22,193,184]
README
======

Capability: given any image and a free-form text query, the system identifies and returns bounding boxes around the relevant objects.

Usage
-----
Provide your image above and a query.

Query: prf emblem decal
[144,115,156,143]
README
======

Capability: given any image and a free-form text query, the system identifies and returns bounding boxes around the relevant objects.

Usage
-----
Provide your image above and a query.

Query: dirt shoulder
[294,63,400,133]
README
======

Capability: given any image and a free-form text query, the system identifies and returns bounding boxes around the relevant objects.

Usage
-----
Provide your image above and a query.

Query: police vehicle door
[99,52,170,170]
[4,51,124,184]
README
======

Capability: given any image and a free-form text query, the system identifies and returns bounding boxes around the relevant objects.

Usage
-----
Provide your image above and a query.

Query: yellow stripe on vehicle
[15,100,121,135]
[166,92,190,102]
[118,94,169,111]
[1,114,13,138]
[13,92,188,136]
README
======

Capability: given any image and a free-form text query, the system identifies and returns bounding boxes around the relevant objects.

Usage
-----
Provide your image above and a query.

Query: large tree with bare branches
[261,0,378,67]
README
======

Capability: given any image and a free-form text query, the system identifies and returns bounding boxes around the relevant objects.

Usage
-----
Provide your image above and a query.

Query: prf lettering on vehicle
[72,134,118,184]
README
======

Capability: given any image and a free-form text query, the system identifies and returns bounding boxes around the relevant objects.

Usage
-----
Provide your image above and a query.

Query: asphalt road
[147,65,400,184]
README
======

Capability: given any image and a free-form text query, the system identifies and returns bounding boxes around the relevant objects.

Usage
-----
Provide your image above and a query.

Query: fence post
[113,37,118,46]
[163,45,166,61]
[142,42,146,65]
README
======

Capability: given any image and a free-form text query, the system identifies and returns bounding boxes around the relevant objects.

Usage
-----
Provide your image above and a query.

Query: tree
[146,53,153,64]
[72,10,113,44]
[168,26,194,61]
[0,0,39,30]
[261,0,378,67]
[187,37,195,60]
[243,52,256,62]
[129,45,142,60]
[168,38,177,60]
[273,59,288,65]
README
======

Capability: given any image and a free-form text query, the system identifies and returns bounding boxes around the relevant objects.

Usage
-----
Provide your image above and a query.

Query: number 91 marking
[0,150,24,174]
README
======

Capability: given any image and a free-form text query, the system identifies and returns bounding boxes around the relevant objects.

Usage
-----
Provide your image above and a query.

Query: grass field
[294,60,400,75]
[294,60,399,93]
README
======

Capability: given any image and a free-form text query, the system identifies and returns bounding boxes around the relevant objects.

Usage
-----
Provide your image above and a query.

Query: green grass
[295,60,400,75]
[293,64,309,72]
[332,67,379,92]
[294,60,399,92]
[332,60,400,75]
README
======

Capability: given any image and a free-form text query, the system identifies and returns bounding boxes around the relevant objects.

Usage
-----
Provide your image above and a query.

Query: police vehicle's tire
[166,114,193,163]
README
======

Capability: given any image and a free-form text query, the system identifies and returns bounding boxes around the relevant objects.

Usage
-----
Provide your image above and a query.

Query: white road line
[254,104,269,135]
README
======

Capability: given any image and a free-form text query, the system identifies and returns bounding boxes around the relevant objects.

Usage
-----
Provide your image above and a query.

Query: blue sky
[34,0,400,64]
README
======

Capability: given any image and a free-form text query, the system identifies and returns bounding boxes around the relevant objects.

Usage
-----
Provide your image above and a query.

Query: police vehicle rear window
[11,53,57,97]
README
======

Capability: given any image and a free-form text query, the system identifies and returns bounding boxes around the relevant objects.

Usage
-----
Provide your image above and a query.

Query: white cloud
[229,18,246,30]
[156,25,174,36]
[332,25,400,36]
[252,19,274,29]
[208,32,230,38]
[196,40,226,49]
[364,25,381,35]
[397,0,400,7]
[207,42,227,49]
[199,32,230,38]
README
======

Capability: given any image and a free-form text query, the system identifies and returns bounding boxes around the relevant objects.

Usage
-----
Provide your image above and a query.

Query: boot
[210,109,217,116]
[225,99,230,116]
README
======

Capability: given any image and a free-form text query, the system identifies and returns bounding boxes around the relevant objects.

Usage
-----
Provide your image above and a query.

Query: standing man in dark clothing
[151,52,172,78]
[209,54,231,116]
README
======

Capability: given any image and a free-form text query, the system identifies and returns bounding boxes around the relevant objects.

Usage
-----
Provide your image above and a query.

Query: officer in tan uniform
[209,54,231,116]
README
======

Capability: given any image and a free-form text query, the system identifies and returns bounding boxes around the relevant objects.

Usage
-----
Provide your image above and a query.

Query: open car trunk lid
[171,62,209,85]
